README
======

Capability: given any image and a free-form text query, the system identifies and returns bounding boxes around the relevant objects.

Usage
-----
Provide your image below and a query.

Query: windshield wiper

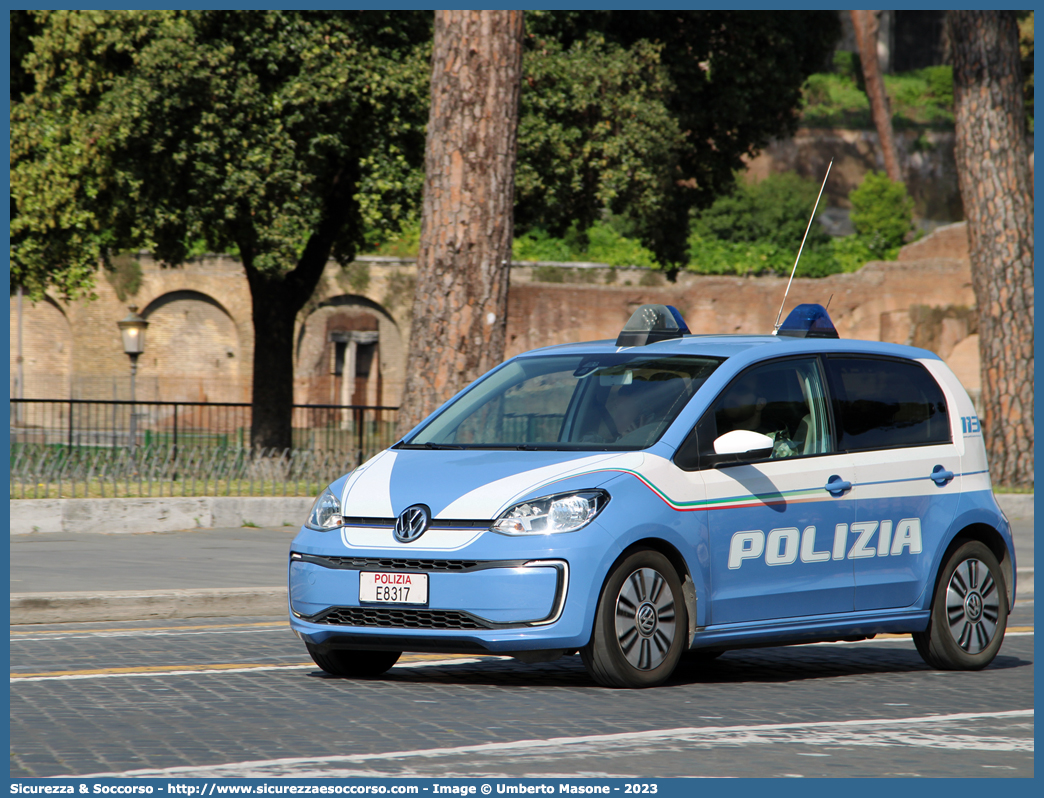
[402,442,465,450]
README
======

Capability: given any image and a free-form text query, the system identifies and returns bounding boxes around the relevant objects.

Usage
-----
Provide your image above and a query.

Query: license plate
[359,571,428,605]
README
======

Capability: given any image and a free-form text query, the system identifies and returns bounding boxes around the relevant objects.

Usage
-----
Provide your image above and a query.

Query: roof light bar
[615,304,690,347]
[776,303,839,339]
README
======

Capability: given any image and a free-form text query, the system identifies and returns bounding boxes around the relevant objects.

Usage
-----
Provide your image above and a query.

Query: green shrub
[922,65,954,108]
[848,172,914,259]
[513,228,579,262]
[832,50,861,83]
[368,219,421,258]
[800,71,871,129]
[685,172,840,277]
[829,235,875,273]
[685,232,841,279]
[691,172,833,252]
[103,253,143,301]
[513,222,659,268]
[584,223,659,268]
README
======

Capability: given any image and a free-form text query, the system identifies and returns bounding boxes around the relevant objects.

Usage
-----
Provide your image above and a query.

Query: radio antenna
[772,158,834,334]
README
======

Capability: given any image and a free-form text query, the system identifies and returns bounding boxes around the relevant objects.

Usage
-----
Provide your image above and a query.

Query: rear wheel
[581,549,687,688]
[306,645,401,678]
[913,541,1007,670]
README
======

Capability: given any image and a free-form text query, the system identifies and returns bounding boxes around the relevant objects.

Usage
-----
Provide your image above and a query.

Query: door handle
[931,465,955,486]
[824,475,852,496]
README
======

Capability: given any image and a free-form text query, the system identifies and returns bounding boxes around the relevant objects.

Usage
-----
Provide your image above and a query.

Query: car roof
[516,334,941,363]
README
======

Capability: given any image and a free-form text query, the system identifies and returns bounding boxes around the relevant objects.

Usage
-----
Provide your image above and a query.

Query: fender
[910,489,1016,612]
[578,470,709,628]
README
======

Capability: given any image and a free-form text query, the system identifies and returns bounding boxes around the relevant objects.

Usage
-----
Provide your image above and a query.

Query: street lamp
[117,305,148,452]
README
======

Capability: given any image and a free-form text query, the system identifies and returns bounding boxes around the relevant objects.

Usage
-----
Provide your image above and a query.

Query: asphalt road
[10,601,1034,778]
[10,518,1034,778]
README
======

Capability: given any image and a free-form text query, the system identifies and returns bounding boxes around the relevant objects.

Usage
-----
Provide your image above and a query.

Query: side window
[823,356,950,452]
[676,357,832,469]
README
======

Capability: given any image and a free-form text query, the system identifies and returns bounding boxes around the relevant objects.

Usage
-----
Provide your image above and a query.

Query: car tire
[913,540,1007,670]
[581,549,687,688]
[306,645,401,678]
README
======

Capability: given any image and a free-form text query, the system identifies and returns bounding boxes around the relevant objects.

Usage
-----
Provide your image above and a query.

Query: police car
[289,303,1015,688]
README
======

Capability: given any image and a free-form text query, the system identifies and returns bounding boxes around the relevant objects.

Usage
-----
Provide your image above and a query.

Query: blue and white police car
[289,303,1015,688]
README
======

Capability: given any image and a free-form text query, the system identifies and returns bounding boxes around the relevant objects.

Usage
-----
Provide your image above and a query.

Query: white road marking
[72,709,1033,779]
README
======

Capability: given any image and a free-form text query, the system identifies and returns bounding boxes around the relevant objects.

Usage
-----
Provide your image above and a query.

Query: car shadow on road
[303,644,1030,689]
[668,646,1029,687]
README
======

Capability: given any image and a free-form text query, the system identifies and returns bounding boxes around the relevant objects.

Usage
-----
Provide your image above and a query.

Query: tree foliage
[515,34,683,245]
[11,11,429,299]
[524,11,840,265]
[11,10,431,447]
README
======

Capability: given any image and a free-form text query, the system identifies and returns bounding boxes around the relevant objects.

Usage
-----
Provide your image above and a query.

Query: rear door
[822,355,961,611]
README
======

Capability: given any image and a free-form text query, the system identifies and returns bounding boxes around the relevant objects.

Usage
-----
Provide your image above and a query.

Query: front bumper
[288,525,611,654]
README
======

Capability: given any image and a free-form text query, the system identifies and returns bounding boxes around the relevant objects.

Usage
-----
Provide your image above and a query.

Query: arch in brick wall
[294,295,404,407]
[10,294,73,398]
[137,290,246,402]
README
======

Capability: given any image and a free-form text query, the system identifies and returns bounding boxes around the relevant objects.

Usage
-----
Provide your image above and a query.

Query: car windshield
[402,353,722,450]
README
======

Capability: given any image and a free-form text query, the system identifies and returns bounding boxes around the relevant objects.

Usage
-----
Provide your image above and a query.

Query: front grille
[310,556,480,571]
[311,606,489,630]
[293,553,531,573]
[340,516,490,529]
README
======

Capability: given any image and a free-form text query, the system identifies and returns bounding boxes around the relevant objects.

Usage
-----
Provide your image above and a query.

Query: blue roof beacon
[289,298,1014,687]
[776,303,839,339]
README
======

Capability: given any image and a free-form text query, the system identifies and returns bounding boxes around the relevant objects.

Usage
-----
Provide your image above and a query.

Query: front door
[696,357,857,625]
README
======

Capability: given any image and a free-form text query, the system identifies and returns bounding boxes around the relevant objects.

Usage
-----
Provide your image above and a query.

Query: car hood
[341,448,645,521]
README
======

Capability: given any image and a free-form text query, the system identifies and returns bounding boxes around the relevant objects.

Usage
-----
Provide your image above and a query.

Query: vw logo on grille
[394,505,430,543]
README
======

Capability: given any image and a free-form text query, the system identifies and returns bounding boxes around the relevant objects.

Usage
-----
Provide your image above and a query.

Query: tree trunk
[246,168,361,451]
[246,267,301,453]
[397,10,524,435]
[949,11,1034,487]
[851,10,902,182]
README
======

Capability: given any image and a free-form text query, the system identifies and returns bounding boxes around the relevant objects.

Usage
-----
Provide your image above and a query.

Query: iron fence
[10,399,401,499]
[9,444,357,499]
[10,399,400,456]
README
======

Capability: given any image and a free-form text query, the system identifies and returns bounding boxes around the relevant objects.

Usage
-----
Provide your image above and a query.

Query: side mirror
[703,430,773,468]
[714,429,774,454]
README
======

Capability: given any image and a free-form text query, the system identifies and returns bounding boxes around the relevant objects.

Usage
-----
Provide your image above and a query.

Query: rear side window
[823,356,950,452]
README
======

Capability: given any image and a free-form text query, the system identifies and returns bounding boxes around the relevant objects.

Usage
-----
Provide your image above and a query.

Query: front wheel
[306,644,401,678]
[913,541,1007,670]
[581,549,687,688]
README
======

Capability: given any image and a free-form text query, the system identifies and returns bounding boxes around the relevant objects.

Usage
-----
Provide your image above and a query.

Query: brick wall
[12,224,983,409]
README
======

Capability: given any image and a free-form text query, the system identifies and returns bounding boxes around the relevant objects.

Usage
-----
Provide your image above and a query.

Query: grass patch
[800,65,955,130]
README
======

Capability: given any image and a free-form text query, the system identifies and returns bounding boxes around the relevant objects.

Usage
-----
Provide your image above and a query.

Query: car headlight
[491,490,608,535]
[306,484,343,531]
